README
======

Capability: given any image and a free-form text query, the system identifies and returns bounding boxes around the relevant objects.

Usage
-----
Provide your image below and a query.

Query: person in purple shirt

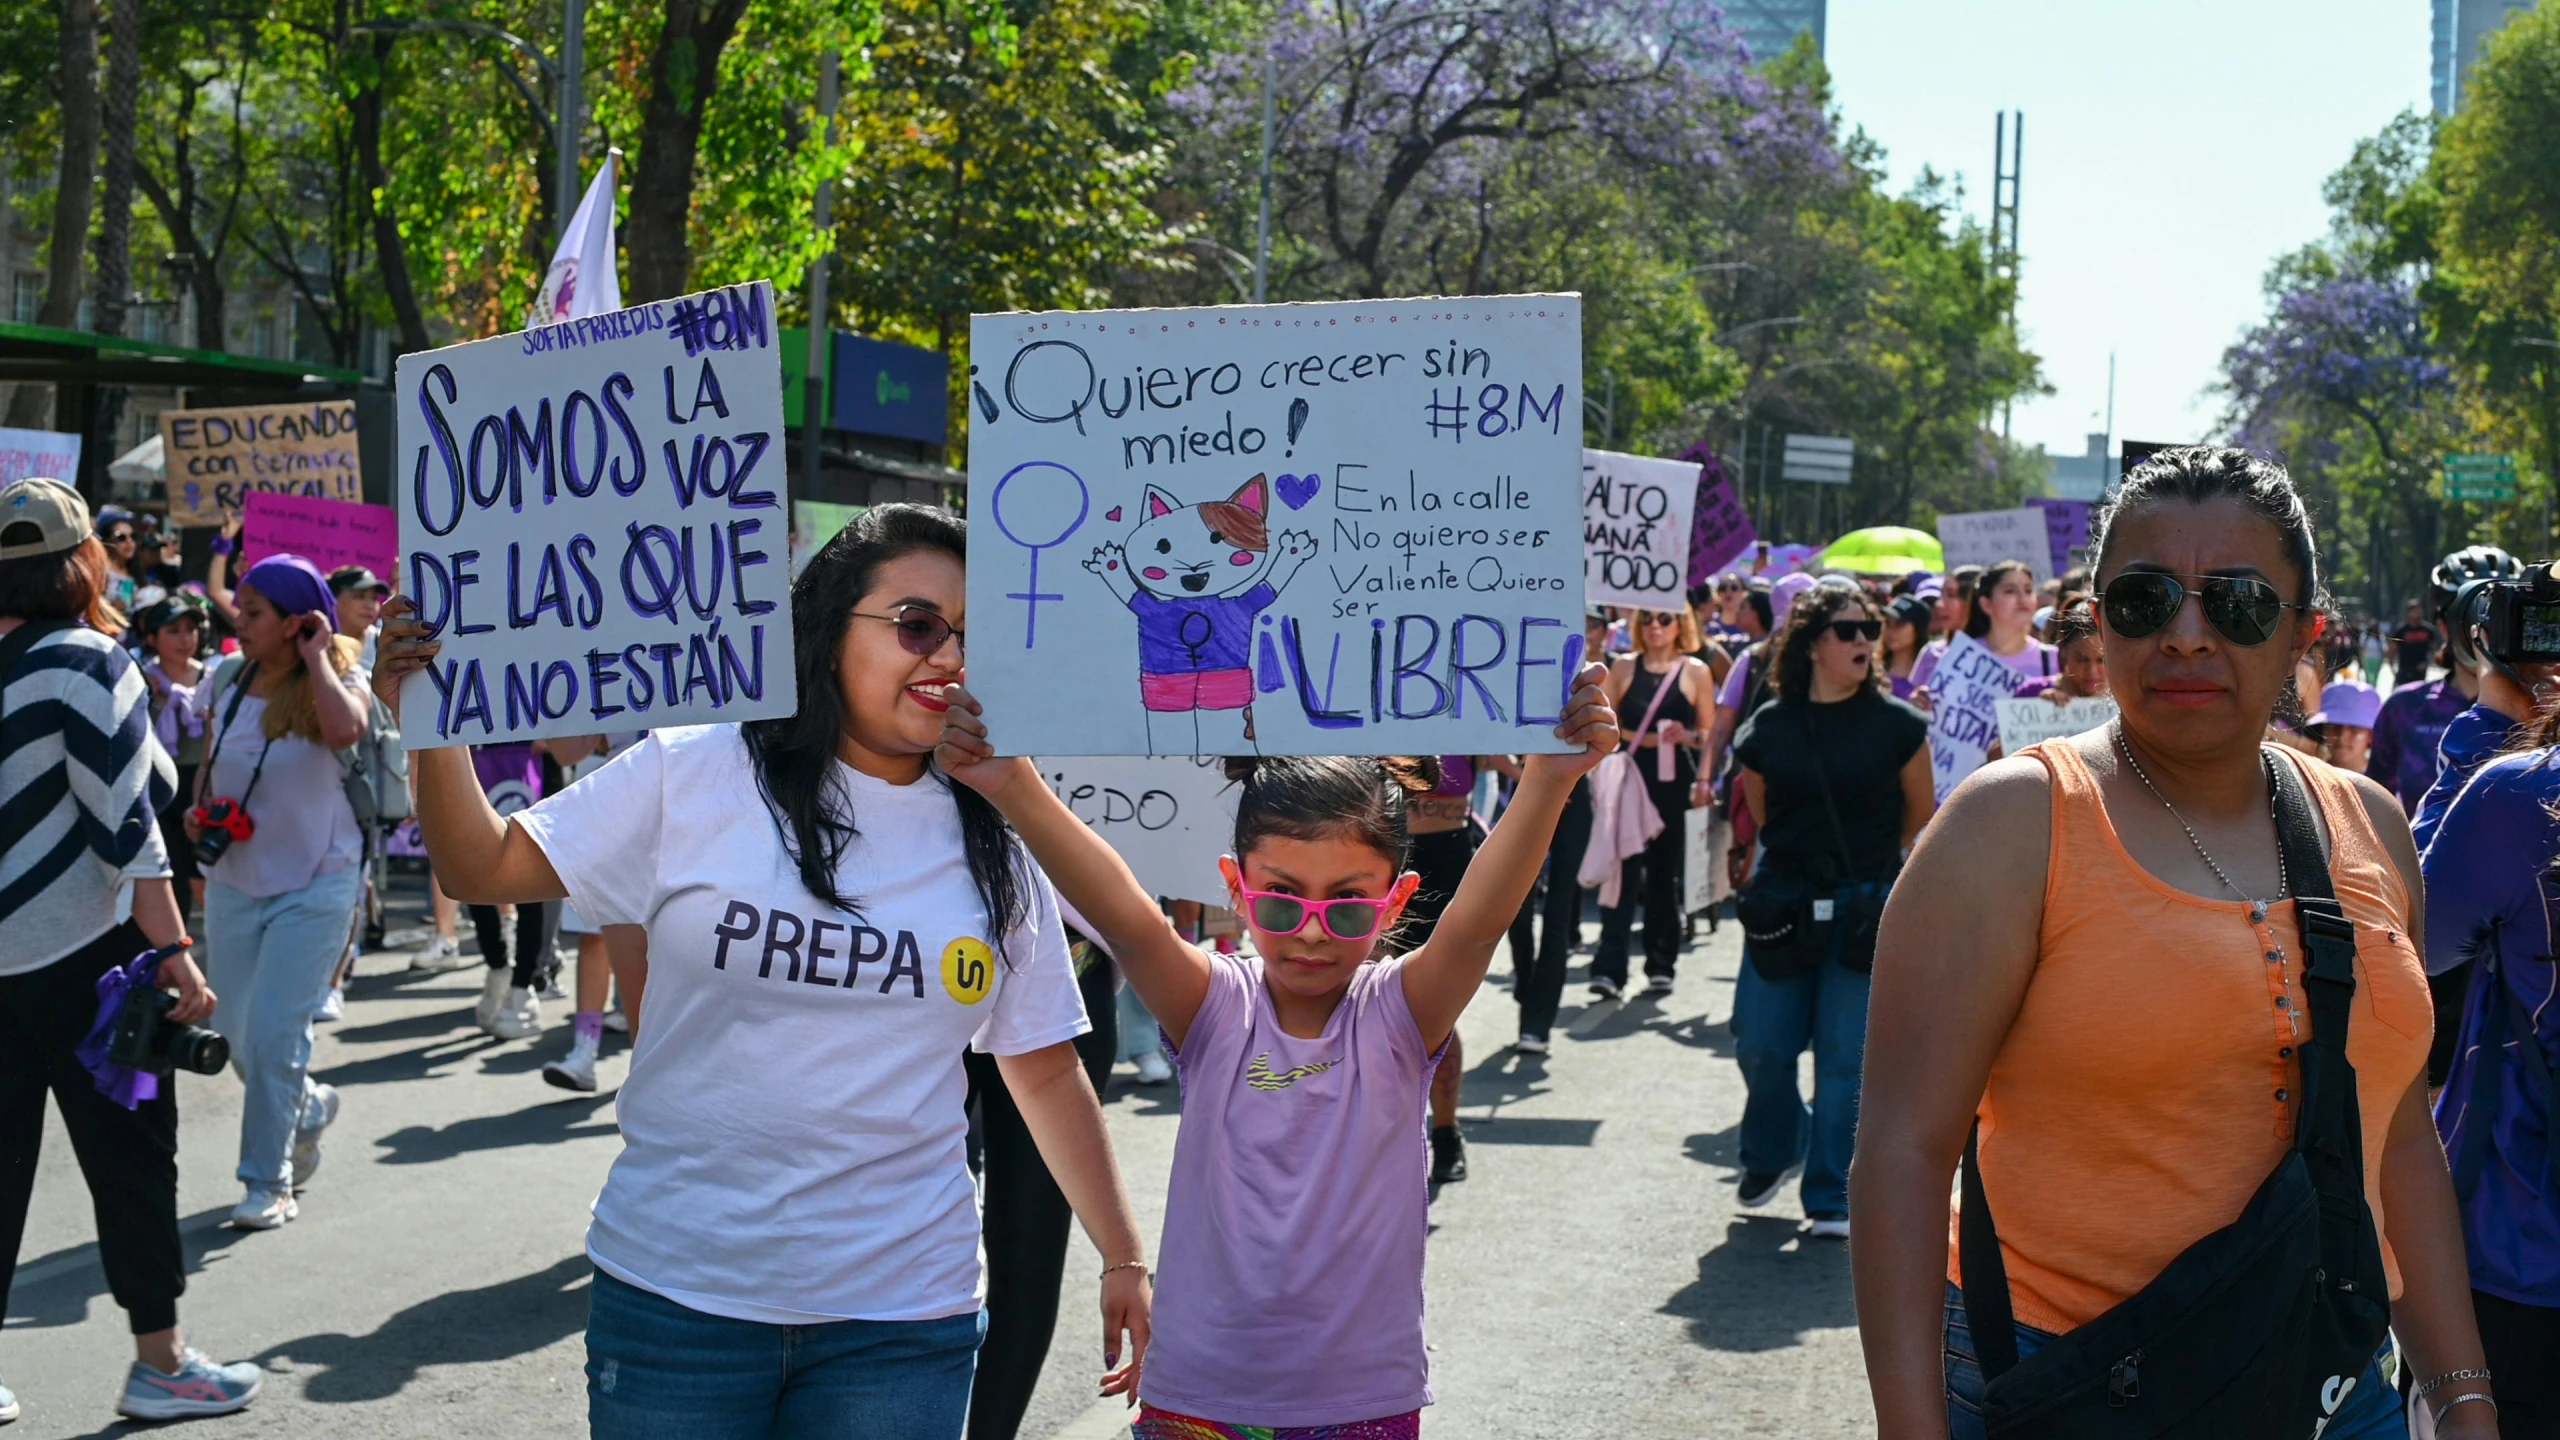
[2368,670,2473,814]
[2420,721,2560,1434]
[936,669,1618,1439]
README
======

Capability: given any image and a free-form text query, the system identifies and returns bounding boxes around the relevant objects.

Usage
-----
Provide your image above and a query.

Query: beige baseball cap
[0,477,91,560]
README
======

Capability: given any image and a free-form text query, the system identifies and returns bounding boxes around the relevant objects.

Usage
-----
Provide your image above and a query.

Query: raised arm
[1399,662,1616,1047]
[369,596,566,904]
[934,688,1213,1048]
[1851,756,2051,1440]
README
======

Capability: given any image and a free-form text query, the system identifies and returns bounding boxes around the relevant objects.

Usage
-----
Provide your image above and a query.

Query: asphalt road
[7,881,1870,1439]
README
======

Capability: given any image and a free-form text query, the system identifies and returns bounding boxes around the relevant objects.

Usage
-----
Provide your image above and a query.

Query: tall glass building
[1719,0,1826,64]
[2435,0,2532,113]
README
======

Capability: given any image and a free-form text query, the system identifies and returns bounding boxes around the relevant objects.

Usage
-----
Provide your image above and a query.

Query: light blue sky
[1824,0,2432,465]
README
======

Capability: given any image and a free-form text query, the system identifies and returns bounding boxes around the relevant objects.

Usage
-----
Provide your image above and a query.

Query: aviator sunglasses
[2098,571,2300,647]
[852,605,965,656]
[1235,886,1395,942]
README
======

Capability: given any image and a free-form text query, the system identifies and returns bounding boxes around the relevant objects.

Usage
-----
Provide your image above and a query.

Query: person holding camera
[0,477,262,1422]
[1729,580,1932,1236]
[2412,548,2556,854]
[189,555,371,1232]
[2421,656,2560,1436]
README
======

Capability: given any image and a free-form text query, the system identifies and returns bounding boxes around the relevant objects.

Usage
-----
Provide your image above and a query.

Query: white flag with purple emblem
[527,151,622,329]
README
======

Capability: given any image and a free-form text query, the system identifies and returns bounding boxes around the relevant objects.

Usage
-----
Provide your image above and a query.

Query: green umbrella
[1816,526,1944,575]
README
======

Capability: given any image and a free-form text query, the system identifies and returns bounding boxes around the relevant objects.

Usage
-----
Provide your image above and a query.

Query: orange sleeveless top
[1947,741,2432,1335]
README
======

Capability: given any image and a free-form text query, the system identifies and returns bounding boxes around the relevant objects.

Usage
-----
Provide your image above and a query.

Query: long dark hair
[1772,581,1884,703]
[1963,559,2037,639]
[741,504,1026,952]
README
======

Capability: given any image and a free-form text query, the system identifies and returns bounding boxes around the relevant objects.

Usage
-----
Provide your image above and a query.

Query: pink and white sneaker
[117,1349,260,1420]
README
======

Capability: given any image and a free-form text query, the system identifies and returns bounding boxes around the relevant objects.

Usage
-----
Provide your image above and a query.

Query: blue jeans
[586,1269,984,1440]
[1943,1283,2404,1440]
[203,865,363,1191]
[1732,921,1873,1220]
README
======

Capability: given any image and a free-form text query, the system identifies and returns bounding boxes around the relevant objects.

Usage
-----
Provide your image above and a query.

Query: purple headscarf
[239,554,338,631]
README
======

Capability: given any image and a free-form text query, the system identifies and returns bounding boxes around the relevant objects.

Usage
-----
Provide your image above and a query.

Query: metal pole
[803,49,839,502]
[1254,45,1276,304]
[556,0,585,243]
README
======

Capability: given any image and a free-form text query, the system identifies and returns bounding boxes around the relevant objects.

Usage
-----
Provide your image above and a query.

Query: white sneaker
[488,986,542,1041]
[0,1373,18,1423]
[291,1083,339,1190]
[315,986,344,1023]
[1809,1217,1851,1241]
[473,967,511,1030]
[408,933,469,972]
[543,1033,600,1092]
[601,1006,629,1034]
[1512,1033,1550,1055]
[1133,1051,1174,1085]
[1644,974,1676,995]
[227,1188,297,1230]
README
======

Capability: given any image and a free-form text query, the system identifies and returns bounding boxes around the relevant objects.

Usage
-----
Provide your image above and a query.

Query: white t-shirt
[515,725,1089,1324]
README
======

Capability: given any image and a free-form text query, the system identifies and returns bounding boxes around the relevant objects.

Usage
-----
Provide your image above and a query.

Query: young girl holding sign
[933,668,1617,1438]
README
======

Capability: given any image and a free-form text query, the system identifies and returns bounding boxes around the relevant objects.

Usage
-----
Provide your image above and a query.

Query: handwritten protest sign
[160,400,360,527]
[1936,506,2052,581]
[1926,632,2014,801]
[966,296,1585,757]
[1037,755,1239,905]
[241,492,398,578]
[2025,497,2092,579]
[393,281,796,749]
[1684,449,1756,586]
[1581,448,1696,611]
[0,426,80,485]
[1682,806,1718,914]
[1997,694,2117,755]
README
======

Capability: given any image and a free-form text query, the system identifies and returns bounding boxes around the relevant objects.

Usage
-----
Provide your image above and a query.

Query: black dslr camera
[107,984,230,1076]
[2481,562,2560,667]
[189,796,253,869]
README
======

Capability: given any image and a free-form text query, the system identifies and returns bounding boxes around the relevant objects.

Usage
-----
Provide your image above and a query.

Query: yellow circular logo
[941,938,995,1005]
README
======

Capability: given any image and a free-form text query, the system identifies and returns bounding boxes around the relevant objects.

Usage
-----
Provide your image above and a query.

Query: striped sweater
[1,624,175,974]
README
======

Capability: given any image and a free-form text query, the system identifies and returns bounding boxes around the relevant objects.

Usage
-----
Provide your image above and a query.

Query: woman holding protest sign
[1729,580,1931,1235]
[371,503,1149,1440]
[1853,447,2493,1440]
[190,556,370,1230]
[1591,606,1717,1000]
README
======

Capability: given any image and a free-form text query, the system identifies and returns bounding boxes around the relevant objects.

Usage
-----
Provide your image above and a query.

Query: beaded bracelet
[1100,1260,1150,1280]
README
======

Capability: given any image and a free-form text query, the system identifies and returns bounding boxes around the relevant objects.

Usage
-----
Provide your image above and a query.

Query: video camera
[2450,562,2560,670]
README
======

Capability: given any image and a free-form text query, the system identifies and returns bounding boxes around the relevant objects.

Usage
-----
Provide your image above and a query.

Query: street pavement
[6,880,1870,1439]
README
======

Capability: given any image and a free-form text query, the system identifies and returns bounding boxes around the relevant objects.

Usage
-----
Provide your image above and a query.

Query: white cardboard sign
[966,297,1586,757]
[393,282,797,748]
[1925,632,2014,802]
[1581,448,1697,611]
[0,425,80,485]
[1682,806,1716,914]
[1996,694,2117,754]
[1037,755,1240,906]
[1936,506,2053,582]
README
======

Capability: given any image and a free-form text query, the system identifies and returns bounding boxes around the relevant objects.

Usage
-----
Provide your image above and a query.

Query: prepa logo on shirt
[710,899,989,1003]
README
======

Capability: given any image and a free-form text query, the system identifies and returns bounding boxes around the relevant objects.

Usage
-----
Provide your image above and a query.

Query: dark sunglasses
[1641,610,1683,627]
[1237,887,1392,941]
[2098,572,2299,646]
[853,606,965,657]
[103,530,134,544]
[1827,618,1883,642]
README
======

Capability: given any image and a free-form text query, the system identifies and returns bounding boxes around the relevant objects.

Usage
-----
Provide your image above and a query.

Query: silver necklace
[2112,722,2289,919]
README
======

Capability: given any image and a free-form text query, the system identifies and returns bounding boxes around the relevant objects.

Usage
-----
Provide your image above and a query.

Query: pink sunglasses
[1235,887,1395,942]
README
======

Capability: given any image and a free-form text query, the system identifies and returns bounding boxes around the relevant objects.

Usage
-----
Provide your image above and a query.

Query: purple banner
[2025,497,2092,581]
[1680,444,1758,588]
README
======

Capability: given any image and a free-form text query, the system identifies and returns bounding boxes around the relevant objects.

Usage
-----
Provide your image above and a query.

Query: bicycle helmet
[2430,545,2522,619]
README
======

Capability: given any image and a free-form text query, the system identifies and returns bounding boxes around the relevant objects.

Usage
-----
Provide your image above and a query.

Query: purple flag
[1680,444,1758,588]
[2025,497,2092,581]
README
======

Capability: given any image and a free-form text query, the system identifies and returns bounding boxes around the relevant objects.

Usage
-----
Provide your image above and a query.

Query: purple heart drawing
[1105,505,1122,521]
[1275,473,1321,511]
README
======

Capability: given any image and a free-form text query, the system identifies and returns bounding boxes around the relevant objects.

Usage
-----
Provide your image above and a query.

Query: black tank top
[1623,660,1699,788]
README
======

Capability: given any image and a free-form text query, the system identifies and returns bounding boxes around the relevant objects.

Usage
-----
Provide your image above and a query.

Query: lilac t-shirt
[1148,951,1443,1427]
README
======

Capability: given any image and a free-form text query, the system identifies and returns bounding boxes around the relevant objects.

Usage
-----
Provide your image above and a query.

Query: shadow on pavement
[1660,1214,1857,1351]
[309,1036,500,1089]
[255,1252,592,1403]
[6,1208,250,1331]
[1681,1125,1742,1170]
[371,1093,617,1166]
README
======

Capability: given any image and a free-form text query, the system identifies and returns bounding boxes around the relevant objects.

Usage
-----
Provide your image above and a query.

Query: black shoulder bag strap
[1798,703,1864,887]
[1961,747,2368,1385]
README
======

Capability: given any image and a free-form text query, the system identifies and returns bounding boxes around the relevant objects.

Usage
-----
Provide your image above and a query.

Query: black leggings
[0,921,186,1335]
[1516,780,1593,1038]
[469,901,556,989]
[963,959,1120,1440]
[1593,777,1688,983]
[1404,826,1479,949]
[2472,1289,2560,1436]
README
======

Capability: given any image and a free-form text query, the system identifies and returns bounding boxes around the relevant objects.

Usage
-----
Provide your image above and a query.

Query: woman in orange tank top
[1853,448,2499,1440]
